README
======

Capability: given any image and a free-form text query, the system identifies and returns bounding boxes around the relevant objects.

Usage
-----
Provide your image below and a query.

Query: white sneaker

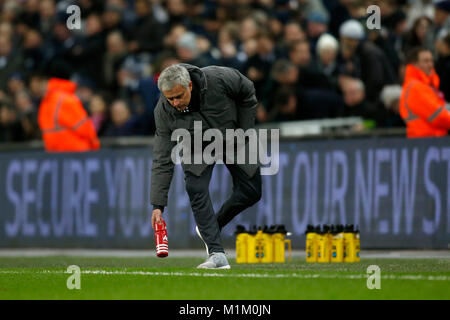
[197,252,231,269]
[195,225,209,255]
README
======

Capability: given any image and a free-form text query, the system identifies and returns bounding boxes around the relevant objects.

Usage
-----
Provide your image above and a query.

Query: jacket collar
[47,78,77,94]
[404,64,439,89]
[179,63,207,93]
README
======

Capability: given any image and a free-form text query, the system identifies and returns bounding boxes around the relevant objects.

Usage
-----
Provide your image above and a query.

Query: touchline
[170,121,280,175]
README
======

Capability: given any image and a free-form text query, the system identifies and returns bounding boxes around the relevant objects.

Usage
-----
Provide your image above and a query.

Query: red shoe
[155,219,168,258]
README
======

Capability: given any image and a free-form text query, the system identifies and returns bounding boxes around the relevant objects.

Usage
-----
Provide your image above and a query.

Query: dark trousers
[184,164,262,254]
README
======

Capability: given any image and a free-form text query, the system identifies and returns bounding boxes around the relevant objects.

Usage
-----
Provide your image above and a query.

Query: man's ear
[189,81,193,92]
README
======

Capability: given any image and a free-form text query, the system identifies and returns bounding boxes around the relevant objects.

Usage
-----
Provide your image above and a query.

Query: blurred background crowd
[0,0,449,142]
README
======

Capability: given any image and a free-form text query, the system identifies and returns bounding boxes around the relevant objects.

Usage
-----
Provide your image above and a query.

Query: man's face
[434,8,449,26]
[289,42,311,67]
[163,82,192,111]
[342,80,365,107]
[340,37,359,59]
[415,50,434,75]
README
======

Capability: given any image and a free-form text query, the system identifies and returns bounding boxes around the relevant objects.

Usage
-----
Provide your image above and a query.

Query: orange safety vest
[399,64,450,138]
[38,78,100,152]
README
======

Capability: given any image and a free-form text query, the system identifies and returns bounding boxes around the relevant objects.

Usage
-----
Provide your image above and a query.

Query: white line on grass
[0,270,448,281]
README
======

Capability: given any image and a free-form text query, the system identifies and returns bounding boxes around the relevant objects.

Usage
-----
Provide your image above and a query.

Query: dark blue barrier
[0,136,449,249]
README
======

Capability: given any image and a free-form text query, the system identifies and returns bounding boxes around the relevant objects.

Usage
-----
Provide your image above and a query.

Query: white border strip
[0,270,448,281]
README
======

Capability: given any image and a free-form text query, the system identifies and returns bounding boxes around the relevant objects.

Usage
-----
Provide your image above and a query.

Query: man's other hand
[152,209,163,230]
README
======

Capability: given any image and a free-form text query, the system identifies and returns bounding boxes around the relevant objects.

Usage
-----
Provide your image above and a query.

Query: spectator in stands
[166,0,192,30]
[70,13,106,90]
[127,0,167,54]
[297,0,330,24]
[306,10,329,53]
[176,32,211,68]
[288,40,311,69]
[0,21,13,40]
[341,78,366,109]
[288,39,332,89]
[103,31,128,91]
[215,22,244,71]
[383,8,408,62]
[244,31,278,99]
[7,73,25,97]
[367,27,401,76]
[14,89,39,140]
[0,101,23,142]
[283,20,307,47]
[45,13,77,75]
[28,72,47,106]
[405,0,435,30]
[380,84,405,128]
[0,35,24,91]
[337,19,397,103]
[102,4,125,34]
[103,99,143,136]
[402,16,435,55]
[75,77,96,109]
[89,94,109,136]
[164,24,188,50]
[38,63,100,152]
[23,28,45,76]
[339,76,385,126]
[399,47,450,138]
[328,0,364,38]
[239,16,260,44]
[269,85,301,122]
[266,59,344,121]
[433,0,450,34]
[435,32,450,101]
[316,33,340,91]
[38,0,56,38]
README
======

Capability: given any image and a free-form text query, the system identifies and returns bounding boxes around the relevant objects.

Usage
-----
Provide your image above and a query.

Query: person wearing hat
[337,19,397,103]
[306,10,329,53]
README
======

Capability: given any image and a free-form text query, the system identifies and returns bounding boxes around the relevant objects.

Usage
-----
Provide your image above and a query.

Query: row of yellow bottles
[235,225,292,264]
[305,224,360,263]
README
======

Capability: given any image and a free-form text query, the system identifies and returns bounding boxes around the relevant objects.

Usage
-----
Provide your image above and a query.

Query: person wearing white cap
[316,33,339,78]
[337,19,397,103]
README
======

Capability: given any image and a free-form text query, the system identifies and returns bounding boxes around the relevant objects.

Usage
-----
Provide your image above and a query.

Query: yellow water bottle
[255,227,265,263]
[343,224,356,263]
[272,225,291,263]
[261,225,274,263]
[330,225,344,263]
[317,225,331,263]
[325,225,333,261]
[271,225,284,263]
[305,225,317,263]
[354,226,360,262]
[235,225,248,264]
[246,225,258,263]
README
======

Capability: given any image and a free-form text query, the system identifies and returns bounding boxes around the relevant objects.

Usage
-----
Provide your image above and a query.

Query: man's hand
[152,209,163,230]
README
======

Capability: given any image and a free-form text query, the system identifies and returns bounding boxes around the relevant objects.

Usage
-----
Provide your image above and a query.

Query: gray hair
[158,64,191,92]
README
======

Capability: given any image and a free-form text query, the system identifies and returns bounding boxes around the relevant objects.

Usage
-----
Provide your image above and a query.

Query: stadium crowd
[0,0,449,143]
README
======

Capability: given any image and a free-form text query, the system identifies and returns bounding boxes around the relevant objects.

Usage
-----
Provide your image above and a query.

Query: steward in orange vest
[38,78,100,152]
[399,47,450,138]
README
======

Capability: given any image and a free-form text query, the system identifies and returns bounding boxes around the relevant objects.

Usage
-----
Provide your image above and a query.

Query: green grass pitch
[0,255,449,300]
